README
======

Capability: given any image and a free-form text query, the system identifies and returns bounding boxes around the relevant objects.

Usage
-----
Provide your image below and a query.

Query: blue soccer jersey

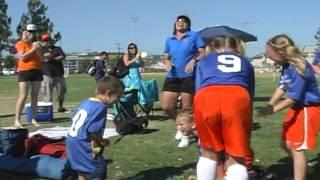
[312,52,320,65]
[278,62,320,107]
[66,98,107,174]
[164,31,205,78]
[196,52,255,97]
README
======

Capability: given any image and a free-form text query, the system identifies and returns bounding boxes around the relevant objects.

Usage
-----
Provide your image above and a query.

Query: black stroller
[113,89,150,136]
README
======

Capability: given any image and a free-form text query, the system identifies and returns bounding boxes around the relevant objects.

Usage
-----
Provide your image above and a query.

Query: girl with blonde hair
[257,34,320,180]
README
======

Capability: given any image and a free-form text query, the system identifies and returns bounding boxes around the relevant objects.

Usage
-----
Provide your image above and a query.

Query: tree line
[0,0,60,68]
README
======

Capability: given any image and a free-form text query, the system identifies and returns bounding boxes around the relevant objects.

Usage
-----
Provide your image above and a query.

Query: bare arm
[311,64,320,75]
[123,52,140,66]
[53,47,66,61]
[91,134,109,147]
[273,98,295,113]
[268,88,286,106]
[162,53,172,71]
[18,42,41,61]
[268,88,295,113]
[185,47,205,73]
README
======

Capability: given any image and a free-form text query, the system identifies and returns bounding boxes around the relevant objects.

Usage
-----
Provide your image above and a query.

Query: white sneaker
[175,130,183,141]
[178,135,189,148]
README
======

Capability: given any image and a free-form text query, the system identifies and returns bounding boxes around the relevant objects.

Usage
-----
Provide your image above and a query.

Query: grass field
[0,73,320,180]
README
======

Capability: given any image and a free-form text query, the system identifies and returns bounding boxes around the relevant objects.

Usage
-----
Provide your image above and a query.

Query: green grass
[0,73,320,180]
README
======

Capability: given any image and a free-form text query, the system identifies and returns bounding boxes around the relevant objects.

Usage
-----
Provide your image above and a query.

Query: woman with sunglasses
[14,24,43,128]
[161,15,205,148]
[120,43,149,115]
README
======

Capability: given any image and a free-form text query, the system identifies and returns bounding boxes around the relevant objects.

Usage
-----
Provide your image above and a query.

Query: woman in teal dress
[122,43,142,91]
[121,43,158,111]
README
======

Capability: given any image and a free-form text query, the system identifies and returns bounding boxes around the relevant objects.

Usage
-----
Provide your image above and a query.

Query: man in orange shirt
[14,24,43,128]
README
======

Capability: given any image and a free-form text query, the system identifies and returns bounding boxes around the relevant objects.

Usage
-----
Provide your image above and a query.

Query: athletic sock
[225,164,248,180]
[197,156,217,180]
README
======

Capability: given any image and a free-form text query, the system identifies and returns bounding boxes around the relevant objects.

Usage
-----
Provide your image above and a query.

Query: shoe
[178,135,189,148]
[58,107,69,113]
[175,130,183,141]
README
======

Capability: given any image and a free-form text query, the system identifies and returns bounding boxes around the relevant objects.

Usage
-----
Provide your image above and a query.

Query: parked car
[2,68,16,75]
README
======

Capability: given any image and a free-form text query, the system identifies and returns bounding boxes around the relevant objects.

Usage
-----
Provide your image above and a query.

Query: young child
[66,76,124,180]
[176,108,197,138]
[256,34,320,180]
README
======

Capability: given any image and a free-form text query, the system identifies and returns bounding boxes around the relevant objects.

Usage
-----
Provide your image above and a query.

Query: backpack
[108,56,129,78]
[87,60,97,76]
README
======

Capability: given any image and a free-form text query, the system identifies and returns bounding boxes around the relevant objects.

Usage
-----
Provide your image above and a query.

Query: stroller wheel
[143,103,153,114]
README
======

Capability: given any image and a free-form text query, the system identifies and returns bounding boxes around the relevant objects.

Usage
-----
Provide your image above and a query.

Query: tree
[16,0,60,43]
[315,27,320,50]
[2,55,15,68]
[0,0,12,57]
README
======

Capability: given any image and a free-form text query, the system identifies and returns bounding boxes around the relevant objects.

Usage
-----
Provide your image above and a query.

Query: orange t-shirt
[15,40,41,71]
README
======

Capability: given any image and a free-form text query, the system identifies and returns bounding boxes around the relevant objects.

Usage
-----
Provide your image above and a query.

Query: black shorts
[162,76,195,94]
[18,70,43,82]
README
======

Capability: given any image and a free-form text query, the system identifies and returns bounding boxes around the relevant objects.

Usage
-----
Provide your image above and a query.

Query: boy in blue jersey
[256,34,320,180]
[66,76,124,180]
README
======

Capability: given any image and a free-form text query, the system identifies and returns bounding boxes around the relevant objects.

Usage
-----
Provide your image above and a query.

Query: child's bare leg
[291,149,306,180]
[216,151,225,180]
[283,140,306,180]
[78,174,86,180]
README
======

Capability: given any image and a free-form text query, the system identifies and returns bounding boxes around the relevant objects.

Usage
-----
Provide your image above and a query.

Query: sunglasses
[128,47,136,49]
[176,18,188,23]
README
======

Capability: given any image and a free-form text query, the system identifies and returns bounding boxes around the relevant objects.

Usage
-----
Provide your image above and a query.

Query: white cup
[140,52,148,58]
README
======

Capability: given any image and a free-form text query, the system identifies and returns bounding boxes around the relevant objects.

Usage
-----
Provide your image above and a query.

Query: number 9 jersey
[195,52,255,98]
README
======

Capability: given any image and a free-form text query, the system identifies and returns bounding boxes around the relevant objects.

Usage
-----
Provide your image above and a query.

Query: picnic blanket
[29,126,119,139]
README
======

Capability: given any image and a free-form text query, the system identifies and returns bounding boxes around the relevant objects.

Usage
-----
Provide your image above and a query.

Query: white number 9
[68,109,87,137]
[217,55,241,72]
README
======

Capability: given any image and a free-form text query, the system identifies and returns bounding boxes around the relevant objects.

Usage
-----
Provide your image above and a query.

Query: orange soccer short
[194,85,252,158]
[283,105,320,150]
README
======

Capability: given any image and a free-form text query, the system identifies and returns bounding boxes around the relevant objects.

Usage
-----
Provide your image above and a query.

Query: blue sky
[6,0,320,57]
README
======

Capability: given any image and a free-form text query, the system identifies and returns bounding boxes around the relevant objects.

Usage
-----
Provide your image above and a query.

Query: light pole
[115,42,122,57]
[132,17,139,43]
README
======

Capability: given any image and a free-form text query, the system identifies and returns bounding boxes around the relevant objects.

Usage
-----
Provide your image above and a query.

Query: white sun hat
[26,24,37,31]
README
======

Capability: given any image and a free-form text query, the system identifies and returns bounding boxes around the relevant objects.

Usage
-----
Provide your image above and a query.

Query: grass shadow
[252,122,261,131]
[265,156,293,180]
[148,114,171,121]
[253,97,272,102]
[0,114,15,118]
[52,117,71,123]
[142,128,160,134]
[120,162,196,180]
[306,154,320,180]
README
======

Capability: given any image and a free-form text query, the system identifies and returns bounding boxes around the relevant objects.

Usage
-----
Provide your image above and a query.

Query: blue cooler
[25,102,53,122]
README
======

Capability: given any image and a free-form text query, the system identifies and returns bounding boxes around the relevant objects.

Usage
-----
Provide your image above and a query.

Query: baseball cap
[41,33,51,41]
[26,24,37,31]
